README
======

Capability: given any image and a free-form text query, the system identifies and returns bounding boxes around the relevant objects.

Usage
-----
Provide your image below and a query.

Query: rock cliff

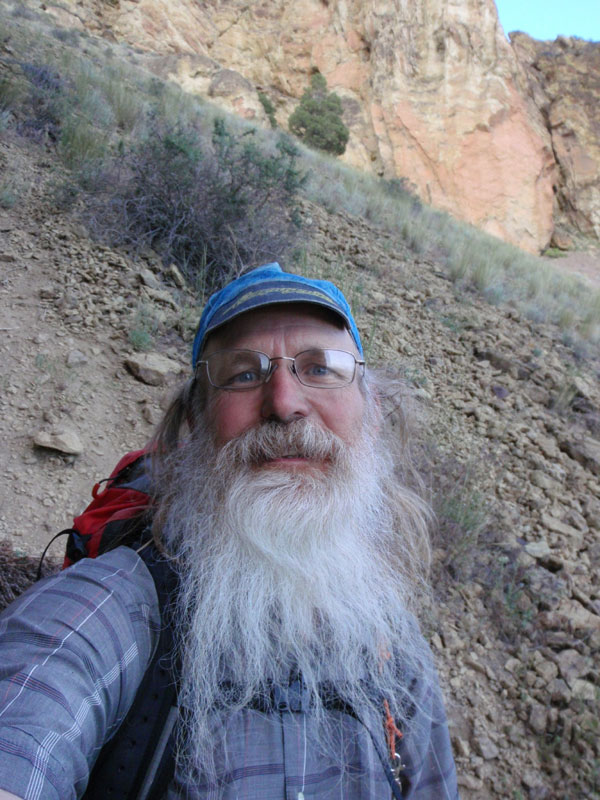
[39,0,598,253]
[511,33,600,244]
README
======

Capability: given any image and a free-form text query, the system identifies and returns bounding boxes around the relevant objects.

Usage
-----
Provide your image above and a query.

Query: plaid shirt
[0,548,459,799]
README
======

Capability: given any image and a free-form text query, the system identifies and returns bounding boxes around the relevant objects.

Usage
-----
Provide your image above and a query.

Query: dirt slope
[0,136,188,554]
[1,131,600,798]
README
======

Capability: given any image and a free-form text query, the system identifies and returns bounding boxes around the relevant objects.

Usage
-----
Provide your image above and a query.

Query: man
[0,263,459,799]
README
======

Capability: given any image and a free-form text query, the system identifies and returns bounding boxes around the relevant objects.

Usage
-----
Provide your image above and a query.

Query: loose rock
[33,427,84,456]
[124,353,183,386]
[66,349,88,367]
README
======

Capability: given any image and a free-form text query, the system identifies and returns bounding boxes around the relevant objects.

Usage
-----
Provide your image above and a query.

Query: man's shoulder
[66,544,152,581]
[2,545,159,620]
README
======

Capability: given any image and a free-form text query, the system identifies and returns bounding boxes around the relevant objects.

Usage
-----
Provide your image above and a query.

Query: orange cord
[383,698,403,761]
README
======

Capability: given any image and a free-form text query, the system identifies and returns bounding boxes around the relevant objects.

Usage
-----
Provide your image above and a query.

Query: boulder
[555,649,590,685]
[137,268,162,290]
[474,734,499,760]
[524,540,551,559]
[528,703,547,735]
[125,353,183,386]
[167,263,186,288]
[66,349,88,367]
[33,427,84,456]
[142,286,179,310]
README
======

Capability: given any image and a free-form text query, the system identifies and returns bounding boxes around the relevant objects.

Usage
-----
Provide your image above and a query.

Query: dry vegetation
[1,0,599,350]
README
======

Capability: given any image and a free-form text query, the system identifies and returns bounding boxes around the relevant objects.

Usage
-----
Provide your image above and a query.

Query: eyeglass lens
[205,349,359,389]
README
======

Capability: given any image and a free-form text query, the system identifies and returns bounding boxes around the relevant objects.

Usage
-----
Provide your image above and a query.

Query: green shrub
[258,91,276,128]
[542,247,567,258]
[288,72,349,156]
[127,303,162,352]
[89,118,305,291]
[0,178,17,209]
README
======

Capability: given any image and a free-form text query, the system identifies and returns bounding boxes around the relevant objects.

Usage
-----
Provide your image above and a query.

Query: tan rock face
[351,0,555,252]
[511,33,600,241]
[61,0,560,251]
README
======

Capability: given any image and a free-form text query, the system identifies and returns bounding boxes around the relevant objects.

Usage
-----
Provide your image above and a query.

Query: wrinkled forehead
[202,302,358,355]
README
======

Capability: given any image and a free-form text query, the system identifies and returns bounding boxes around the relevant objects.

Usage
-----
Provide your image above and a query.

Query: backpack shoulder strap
[82,543,180,800]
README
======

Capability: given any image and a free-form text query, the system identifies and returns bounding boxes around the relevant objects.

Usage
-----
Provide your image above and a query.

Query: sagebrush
[87,118,306,290]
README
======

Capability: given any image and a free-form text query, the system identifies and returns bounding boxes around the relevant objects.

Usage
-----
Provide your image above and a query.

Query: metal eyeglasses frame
[196,348,365,390]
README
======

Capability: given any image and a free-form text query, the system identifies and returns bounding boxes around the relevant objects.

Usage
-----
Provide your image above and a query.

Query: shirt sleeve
[0,546,160,800]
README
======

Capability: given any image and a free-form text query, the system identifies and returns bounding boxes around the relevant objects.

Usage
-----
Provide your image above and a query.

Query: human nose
[260,358,310,423]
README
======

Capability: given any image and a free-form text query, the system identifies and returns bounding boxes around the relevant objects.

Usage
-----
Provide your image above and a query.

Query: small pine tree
[258,91,277,128]
[288,72,349,156]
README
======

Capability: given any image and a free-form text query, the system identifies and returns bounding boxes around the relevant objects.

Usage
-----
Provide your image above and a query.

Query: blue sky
[495,0,600,42]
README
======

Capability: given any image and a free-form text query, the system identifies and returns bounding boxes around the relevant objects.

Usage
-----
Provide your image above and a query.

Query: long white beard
[156,416,431,783]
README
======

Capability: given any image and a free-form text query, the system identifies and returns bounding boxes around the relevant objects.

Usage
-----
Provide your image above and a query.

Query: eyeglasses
[197,348,365,390]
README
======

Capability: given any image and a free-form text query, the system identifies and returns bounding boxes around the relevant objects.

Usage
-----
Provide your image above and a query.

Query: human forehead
[203,304,359,356]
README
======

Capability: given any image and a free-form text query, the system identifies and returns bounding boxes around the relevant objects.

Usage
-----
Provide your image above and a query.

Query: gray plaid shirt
[0,548,459,799]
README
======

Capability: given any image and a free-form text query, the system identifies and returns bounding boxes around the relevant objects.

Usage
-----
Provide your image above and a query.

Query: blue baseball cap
[192,263,363,368]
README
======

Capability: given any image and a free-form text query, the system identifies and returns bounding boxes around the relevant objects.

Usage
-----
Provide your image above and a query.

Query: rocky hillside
[32,0,600,254]
[1,117,600,796]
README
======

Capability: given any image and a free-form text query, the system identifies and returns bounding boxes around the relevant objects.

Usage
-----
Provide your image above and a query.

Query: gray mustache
[220,420,345,465]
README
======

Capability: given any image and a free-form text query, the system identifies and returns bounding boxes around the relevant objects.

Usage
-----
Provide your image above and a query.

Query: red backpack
[38,449,153,576]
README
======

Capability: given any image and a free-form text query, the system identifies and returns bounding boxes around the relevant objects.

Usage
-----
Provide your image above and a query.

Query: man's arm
[0,547,159,800]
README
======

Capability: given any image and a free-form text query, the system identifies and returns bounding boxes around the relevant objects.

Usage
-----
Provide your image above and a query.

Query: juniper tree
[288,73,349,156]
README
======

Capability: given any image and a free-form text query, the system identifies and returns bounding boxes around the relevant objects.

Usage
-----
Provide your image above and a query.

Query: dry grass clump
[0,539,59,613]
[422,446,539,645]
[302,150,420,227]
[424,448,491,584]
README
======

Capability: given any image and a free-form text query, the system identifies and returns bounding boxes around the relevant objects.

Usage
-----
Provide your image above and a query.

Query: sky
[495,0,600,43]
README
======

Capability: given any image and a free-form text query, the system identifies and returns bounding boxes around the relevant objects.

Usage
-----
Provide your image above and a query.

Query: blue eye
[306,363,331,376]
[228,370,261,385]
[295,350,355,386]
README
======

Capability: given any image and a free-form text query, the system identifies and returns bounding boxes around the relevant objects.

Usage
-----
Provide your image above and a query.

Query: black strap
[36,529,72,580]
[82,545,180,800]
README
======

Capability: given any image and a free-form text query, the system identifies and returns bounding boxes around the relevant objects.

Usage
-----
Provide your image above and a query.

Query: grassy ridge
[1,0,599,350]
[301,152,600,349]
